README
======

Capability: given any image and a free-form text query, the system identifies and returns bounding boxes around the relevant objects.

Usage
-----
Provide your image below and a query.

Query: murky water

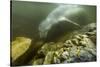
[11,1,96,66]
[11,1,96,42]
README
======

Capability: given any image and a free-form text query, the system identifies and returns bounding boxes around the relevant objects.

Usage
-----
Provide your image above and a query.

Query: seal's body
[39,5,90,41]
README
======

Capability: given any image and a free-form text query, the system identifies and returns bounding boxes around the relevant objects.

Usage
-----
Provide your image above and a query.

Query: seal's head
[39,19,52,39]
[39,17,80,40]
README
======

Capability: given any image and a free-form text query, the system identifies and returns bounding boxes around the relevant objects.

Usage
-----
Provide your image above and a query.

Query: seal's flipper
[58,17,81,28]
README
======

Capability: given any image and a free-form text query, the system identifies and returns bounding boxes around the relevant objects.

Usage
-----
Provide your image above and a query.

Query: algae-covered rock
[37,42,64,56]
[26,23,96,65]
[31,29,96,64]
[11,37,32,62]
[37,42,55,56]
[31,58,44,65]
[62,33,96,63]
[53,48,69,64]
[43,51,55,64]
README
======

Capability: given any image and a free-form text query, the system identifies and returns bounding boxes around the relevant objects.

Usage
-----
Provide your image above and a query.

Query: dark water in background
[11,1,96,41]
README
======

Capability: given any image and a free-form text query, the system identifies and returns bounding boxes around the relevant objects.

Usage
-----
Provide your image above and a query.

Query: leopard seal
[39,5,91,41]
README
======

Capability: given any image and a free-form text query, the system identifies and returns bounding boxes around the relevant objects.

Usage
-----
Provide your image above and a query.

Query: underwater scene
[11,0,96,66]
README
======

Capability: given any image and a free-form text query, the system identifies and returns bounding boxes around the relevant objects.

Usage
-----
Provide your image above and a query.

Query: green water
[11,1,96,41]
[11,1,96,65]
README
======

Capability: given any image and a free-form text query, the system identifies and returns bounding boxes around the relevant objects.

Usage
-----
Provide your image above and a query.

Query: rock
[61,32,96,63]
[37,42,64,56]
[80,23,96,33]
[11,37,32,63]
[71,39,79,46]
[53,56,61,64]
[61,51,69,59]
[43,51,54,64]
[37,42,55,56]
[78,48,96,62]
[31,23,96,64]
[31,58,44,65]
[86,31,96,43]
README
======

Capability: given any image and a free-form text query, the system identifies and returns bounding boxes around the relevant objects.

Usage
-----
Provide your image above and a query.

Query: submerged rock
[11,37,32,63]
[62,33,96,63]
[32,27,96,64]
[11,23,96,65]
[43,51,55,64]
[37,42,64,56]
[31,58,44,65]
